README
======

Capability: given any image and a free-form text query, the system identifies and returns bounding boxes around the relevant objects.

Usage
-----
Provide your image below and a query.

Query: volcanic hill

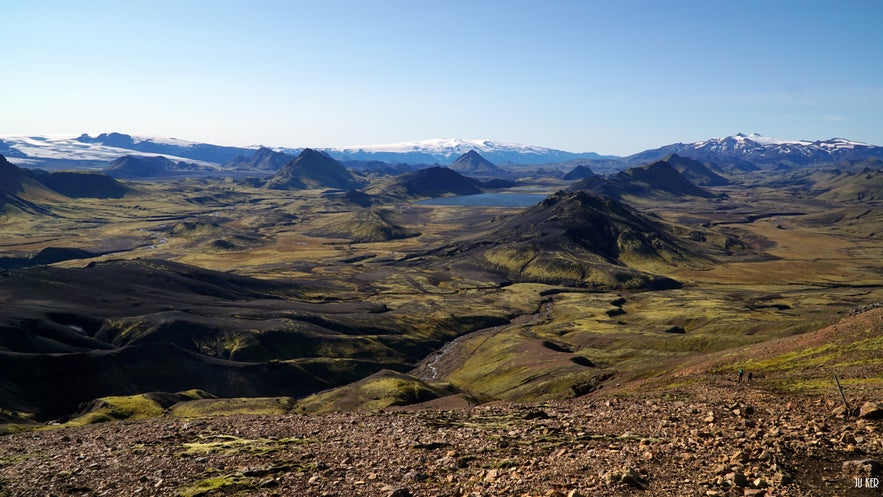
[1,155,126,215]
[264,148,362,190]
[307,208,420,243]
[449,150,504,175]
[417,190,717,289]
[225,146,295,172]
[571,159,716,199]
[368,166,483,199]
[562,164,596,180]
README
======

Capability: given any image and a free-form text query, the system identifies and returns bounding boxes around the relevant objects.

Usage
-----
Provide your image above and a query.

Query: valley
[1,138,881,496]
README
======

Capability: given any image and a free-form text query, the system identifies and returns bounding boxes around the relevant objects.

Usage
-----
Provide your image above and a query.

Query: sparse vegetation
[1,153,882,440]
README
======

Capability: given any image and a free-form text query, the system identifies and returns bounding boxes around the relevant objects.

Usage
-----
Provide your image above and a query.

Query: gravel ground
[1,383,880,497]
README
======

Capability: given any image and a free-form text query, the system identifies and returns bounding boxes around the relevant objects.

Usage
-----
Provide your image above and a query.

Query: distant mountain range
[2,132,882,173]
[619,133,883,170]
[325,138,613,165]
[570,156,717,200]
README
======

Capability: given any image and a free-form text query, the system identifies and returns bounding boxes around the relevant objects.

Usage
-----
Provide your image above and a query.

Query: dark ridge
[373,166,482,199]
[38,171,128,198]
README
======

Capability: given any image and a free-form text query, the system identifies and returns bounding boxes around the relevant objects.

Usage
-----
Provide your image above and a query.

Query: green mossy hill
[654,306,883,396]
[62,390,214,427]
[169,396,294,418]
[307,208,420,243]
[814,167,883,201]
[571,159,716,199]
[294,370,448,413]
[422,190,707,288]
[155,218,267,251]
[264,148,362,190]
[368,166,482,199]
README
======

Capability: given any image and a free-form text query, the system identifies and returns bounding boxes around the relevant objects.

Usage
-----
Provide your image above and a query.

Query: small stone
[773,471,792,485]
[842,459,881,477]
[524,409,550,420]
[620,467,644,488]
[726,471,749,487]
[731,450,749,464]
[858,402,883,420]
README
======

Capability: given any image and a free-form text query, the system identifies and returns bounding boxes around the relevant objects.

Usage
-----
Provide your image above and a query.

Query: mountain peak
[449,150,501,174]
[265,147,360,190]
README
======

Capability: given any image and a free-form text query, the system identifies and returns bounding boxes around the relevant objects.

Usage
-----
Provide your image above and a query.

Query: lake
[415,193,549,207]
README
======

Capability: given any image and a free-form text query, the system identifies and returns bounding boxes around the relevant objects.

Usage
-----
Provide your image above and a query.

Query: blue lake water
[415,193,549,207]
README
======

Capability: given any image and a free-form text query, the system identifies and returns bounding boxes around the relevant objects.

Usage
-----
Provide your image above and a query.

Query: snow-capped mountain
[0,133,231,170]
[74,133,255,164]
[624,133,883,169]
[4,131,880,174]
[1,133,606,170]
[323,138,610,165]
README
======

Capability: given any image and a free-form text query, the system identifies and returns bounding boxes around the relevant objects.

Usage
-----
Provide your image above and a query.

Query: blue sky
[2,0,881,155]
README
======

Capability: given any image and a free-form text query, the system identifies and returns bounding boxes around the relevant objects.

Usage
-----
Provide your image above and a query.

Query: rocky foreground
[0,381,880,497]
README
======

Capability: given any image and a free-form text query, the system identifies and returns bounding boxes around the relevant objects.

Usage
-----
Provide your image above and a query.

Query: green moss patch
[181,435,313,456]
[170,397,294,418]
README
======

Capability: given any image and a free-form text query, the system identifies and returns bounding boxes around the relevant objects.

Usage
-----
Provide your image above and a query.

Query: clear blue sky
[2,0,881,155]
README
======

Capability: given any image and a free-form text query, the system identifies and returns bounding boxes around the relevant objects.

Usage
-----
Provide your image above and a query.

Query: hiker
[747,371,753,384]
[737,368,744,383]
